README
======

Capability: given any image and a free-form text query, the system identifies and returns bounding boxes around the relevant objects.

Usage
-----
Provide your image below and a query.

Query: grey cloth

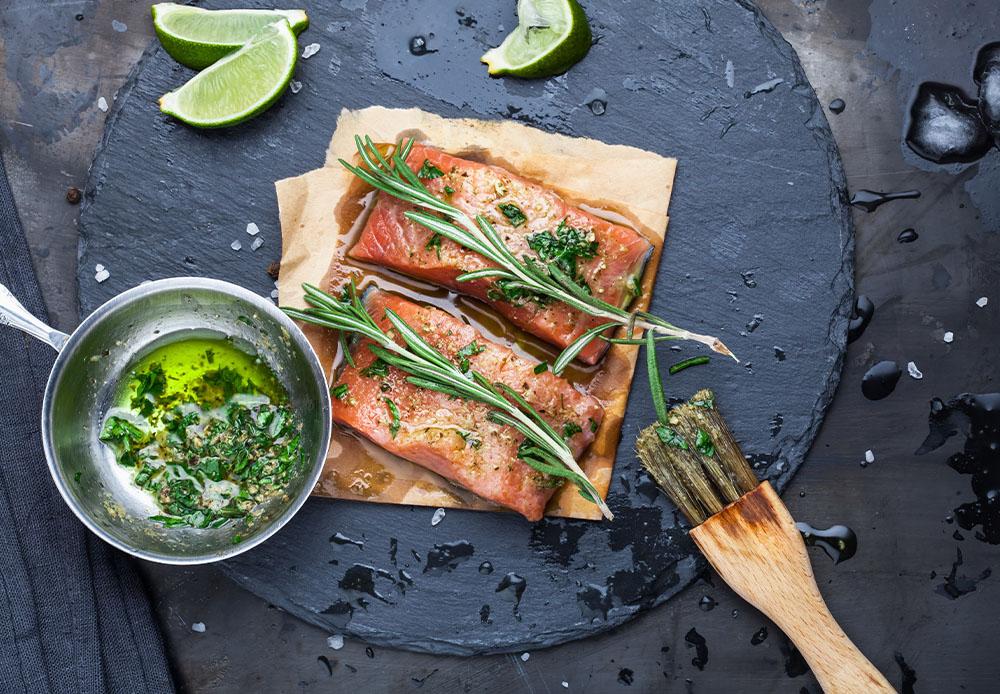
[0,150,175,694]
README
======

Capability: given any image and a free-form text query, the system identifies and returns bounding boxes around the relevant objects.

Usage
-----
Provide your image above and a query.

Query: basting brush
[637,389,895,694]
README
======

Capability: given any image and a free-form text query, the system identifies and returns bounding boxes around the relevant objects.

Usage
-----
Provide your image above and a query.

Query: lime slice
[481,0,591,78]
[151,3,308,70]
[159,20,297,129]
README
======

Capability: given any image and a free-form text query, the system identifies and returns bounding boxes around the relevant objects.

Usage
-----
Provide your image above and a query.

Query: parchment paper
[275,106,676,520]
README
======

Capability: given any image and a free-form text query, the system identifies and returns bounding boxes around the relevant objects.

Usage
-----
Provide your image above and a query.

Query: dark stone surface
[4,0,1000,692]
[74,0,851,655]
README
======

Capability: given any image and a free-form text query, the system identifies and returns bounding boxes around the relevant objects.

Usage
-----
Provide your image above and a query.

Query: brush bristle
[636,389,758,526]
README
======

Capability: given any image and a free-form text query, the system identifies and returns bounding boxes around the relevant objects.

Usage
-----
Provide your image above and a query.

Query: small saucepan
[0,277,330,564]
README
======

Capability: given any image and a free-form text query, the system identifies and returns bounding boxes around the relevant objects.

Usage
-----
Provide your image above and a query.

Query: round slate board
[78,0,852,654]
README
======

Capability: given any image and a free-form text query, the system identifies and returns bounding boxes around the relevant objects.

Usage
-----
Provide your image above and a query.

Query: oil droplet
[847,295,875,343]
[861,360,901,400]
[495,573,527,619]
[698,595,716,611]
[423,540,474,574]
[330,532,365,549]
[583,88,608,116]
[478,560,494,574]
[897,228,919,243]
[750,626,768,645]
[684,628,708,670]
[829,98,846,114]
[795,522,858,563]
[849,189,921,213]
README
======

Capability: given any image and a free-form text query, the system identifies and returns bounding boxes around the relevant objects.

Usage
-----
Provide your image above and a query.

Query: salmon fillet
[348,145,654,365]
[330,290,605,521]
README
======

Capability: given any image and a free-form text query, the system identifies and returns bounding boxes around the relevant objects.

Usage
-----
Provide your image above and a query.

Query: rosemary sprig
[284,282,614,520]
[339,136,736,374]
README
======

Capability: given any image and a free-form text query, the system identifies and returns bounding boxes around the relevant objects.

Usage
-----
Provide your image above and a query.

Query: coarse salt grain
[97,97,108,112]
[246,222,260,236]
[95,268,110,283]
[231,240,242,251]
[327,634,344,650]
[864,450,875,464]
[907,361,923,379]
[95,263,105,272]
[251,237,264,251]
[430,508,445,526]
[191,622,205,633]
[520,652,530,661]
[562,683,569,689]
[943,331,954,343]
[290,80,302,94]
[976,296,988,308]
[270,289,279,300]
[302,43,320,59]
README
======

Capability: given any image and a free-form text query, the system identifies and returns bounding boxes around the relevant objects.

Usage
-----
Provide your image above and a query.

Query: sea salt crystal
[561,683,569,689]
[430,508,445,526]
[907,361,923,379]
[191,622,206,633]
[270,289,279,300]
[302,42,321,59]
[97,97,108,112]
[864,450,875,464]
[943,331,954,343]
[520,652,530,661]
[95,267,110,283]
[327,634,344,650]
[95,263,105,272]
[231,240,242,251]
[976,296,988,308]
[246,222,260,236]
[251,237,264,251]
[289,80,302,94]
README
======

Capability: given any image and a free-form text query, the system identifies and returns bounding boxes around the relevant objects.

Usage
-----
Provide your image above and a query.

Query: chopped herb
[361,358,390,379]
[488,279,549,307]
[458,430,482,449]
[417,160,444,180]
[627,276,643,298]
[331,383,349,400]
[562,422,583,439]
[669,356,710,375]
[527,219,598,285]
[455,341,486,372]
[196,367,258,407]
[588,417,599,433]
[443,185,455,195]
[130,363,166,416]
[384,398,401,438]
[425,233,443,258]
[695,429,715,457]
[691,395,715,409]
[73,471,82,483]
[533,362,549,374]
[655,425,688,449]
[232,534,243,545]
[497,202,527,227]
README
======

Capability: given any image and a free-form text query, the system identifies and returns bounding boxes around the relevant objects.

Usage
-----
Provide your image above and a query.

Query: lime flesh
[481,0,591,79]
[151,3,308,70]
[159,20,297,129]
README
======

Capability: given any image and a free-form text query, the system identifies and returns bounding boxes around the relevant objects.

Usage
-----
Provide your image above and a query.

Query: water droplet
[897,228,919,243]
[796,522,858,563]
[905,83,990,164]
[583,88,607,116]
[861,360,901,400]
[478,560,494,574]
[409,35,429,56]
[847,295,875,342]
[698,595,716,611]
[829,98,846,114]
[744,77,783,98]
[975,43,1000,142]
[750,626,769,645]
[850,189,921,213]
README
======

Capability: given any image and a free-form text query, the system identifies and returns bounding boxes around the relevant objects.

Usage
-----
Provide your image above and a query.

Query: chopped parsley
[527,219,598,285]
[130,363,166,416]
[360,358,390,379]
[331,383,350,400]
[562,422,583,439]
[455,341,486,372]
[384,398,401,438]
[444,185,455,195]
[425,233,443,258]
[627,276,643,298]
[695,429,715,457]
[497,202,527,227]
[458,430,482,449]
[655,425,688,449]
[691,395,715,409]
[588,417,599,433]
[417,160,444,180]
[533,362,549,374]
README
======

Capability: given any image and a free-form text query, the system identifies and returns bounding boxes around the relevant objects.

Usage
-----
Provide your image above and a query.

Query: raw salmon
[331,290,605,521]
[348,145,654,365]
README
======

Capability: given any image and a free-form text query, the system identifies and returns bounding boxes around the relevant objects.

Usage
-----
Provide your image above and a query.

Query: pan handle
[0,282,69,352]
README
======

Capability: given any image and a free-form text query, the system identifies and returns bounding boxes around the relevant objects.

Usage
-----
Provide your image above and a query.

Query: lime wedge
[151,3,308,70]
[481,0,591,78]
[159,20,297,129]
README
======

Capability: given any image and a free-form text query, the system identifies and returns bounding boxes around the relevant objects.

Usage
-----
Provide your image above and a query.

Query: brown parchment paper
[276,106,676,520]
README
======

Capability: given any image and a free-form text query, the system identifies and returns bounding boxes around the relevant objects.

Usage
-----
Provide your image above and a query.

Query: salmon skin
[331,290,605,521]
[348,144,654,365]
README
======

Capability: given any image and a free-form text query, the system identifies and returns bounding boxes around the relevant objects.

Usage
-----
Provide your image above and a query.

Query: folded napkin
[0,151,174,694]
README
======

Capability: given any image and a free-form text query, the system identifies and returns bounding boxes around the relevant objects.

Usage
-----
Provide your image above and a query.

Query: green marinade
[98,337,303,531]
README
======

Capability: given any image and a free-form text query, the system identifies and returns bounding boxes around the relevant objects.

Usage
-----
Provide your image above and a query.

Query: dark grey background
[2,0,998,692]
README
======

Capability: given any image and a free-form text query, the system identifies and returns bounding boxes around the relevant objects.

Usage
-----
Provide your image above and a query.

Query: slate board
[78,0,852,655]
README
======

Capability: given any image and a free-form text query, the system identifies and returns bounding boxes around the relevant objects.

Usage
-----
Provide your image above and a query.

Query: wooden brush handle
[690,482,895,694]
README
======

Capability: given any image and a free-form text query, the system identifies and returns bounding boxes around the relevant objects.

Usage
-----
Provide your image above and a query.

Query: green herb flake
[527,219,598,285]
[130,364,166,416]
[691,396,715,410]
[455,341,486,372]
[695,429,715,457]
[533,362,549,374]
[384,397,401,438]
[360,358,390,379]
[497,202,527,227]
[331,383,350,400]
[458,430,483,449]
[444,185,455,195]
[425,232,443,258]
[417,159,444,180]
[588,417,599,433]
[655,425,688,450]
[627,276,643,298]
[562,422,583,439]
[668,355,710,376]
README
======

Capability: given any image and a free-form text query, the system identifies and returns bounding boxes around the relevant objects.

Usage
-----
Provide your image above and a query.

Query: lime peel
[481,0,592,79]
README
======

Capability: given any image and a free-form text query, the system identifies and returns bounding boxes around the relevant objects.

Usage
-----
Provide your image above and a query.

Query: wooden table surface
[2,1,997,692]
